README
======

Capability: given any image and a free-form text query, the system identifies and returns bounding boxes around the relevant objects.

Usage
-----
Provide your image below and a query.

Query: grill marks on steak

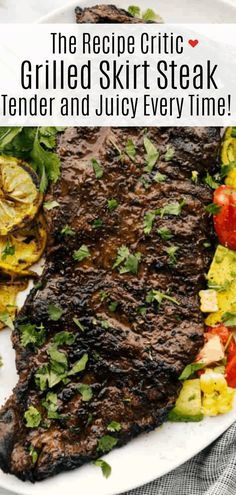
[0,125,220,481]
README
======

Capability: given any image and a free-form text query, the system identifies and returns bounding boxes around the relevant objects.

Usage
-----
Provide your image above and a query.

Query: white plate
[1,1,236,494]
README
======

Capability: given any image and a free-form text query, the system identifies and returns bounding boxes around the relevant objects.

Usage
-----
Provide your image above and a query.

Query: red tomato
[213,185,236,250]
[206,325,230,346]
[225,352,236,388]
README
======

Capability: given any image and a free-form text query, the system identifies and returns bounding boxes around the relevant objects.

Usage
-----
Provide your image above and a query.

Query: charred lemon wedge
[0,156,43,236]
[0,213,47,277]
[0,280,28,330]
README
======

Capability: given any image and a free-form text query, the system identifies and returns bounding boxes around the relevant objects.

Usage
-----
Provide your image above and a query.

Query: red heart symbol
[188,39,199,48]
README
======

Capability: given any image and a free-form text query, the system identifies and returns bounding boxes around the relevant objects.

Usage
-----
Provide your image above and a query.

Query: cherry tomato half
[213,185,236,251]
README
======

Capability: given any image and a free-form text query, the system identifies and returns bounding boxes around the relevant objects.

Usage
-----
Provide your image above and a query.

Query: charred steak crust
[0,5,221,484]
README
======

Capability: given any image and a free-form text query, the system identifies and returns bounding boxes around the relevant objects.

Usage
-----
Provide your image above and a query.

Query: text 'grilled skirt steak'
[0,5,221,483]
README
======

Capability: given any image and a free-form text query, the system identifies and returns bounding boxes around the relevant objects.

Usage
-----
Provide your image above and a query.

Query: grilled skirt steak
[0,4,221,484]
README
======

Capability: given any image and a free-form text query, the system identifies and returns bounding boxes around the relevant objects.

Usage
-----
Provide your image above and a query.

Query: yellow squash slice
[0,280,28,330]
[0,156,43,236]
[0,214,47,277]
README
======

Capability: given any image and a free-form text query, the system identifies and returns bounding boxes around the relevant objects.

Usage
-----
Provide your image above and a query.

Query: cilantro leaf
[157,200,185,218]
[142,8,161,21]
[73,245,90,262]
[222,312,236,327]
[165,246,179,265]
[73,317,85,332]
[128,5,141,17]
[204,173,220,190]
[146,289,179,308]
[41,392,59,419]
[24,406,41,428]
[97,435,118,453]
[47,304,63,321]
[19,322,46,348]
[91,158,103,179]
[157,227,173,240]
[77,383,93,402]
[154,172,167,183]
[0,127,23,149]
[93,459,112,479]
[191,171,198,183]
[109,301,119,312]
[179,362,206,380]
[107,421,121,432]
[119,253,141,275]
[0,311,14,330]
[143,211,156,234]
[126,138,136,161]
[164,146,175,162]
[92,218,103,229]
[205,203,222,215]
[43,200,59,211]
[29,444,38,464]
[231,127,236,138]
[144,137,159,173]
[113,245,130,269]
[67,353,88,376]
[61,225,75,236]
[107,199,118,211]
[53,331,76,346]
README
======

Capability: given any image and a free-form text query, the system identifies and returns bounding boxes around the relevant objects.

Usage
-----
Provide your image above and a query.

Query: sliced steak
[0,4,221,484]
[75,4,144,23]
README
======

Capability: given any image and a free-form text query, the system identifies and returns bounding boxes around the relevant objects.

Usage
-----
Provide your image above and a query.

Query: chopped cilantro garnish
[73,317,85,332]
[97,435,118,453]
[113,246,141,275]
[19,322,46,348]
[47,304,63,321]
[42,392,59,419]
[164,146,175,161]
[142,8,160,21]
[1,241,15,260]
[61,225,76,236]
[137,306,147,317]
[231,127,236,138]
[93,459,112,479]
[154,172,167,183]
[165,246,179,265]
[126,138,136,161]
[205,203,222,215]
[73,244,91,262]
[204,173,220,190]
[67,353,88,376]
[107,421,121,432]
[91,158,103,179]
[99,291,108,302]
[92,218,103,229]
[157,200,185,218]
[43,200,59,211]
[146,289,179,308]
[157,227,173,240]
[128,5,141,17]
[0,311,14,330]
[101,320,110,329]
[144,137,159,173]
[29,445,38,464]
[222,312,236,327]
[179,362,206,380]
[143,211,156,234]
[77,383,93,402]
[107,198,118,211]
[191,171,198,183]
[53,331,76,345]
[109,301,119,312]
[24,406,41,428]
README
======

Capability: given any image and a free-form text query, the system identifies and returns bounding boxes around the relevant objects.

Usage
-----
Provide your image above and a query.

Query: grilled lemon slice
[0,156,43,236]
[0,213,47,277]
[0,280,28,330]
